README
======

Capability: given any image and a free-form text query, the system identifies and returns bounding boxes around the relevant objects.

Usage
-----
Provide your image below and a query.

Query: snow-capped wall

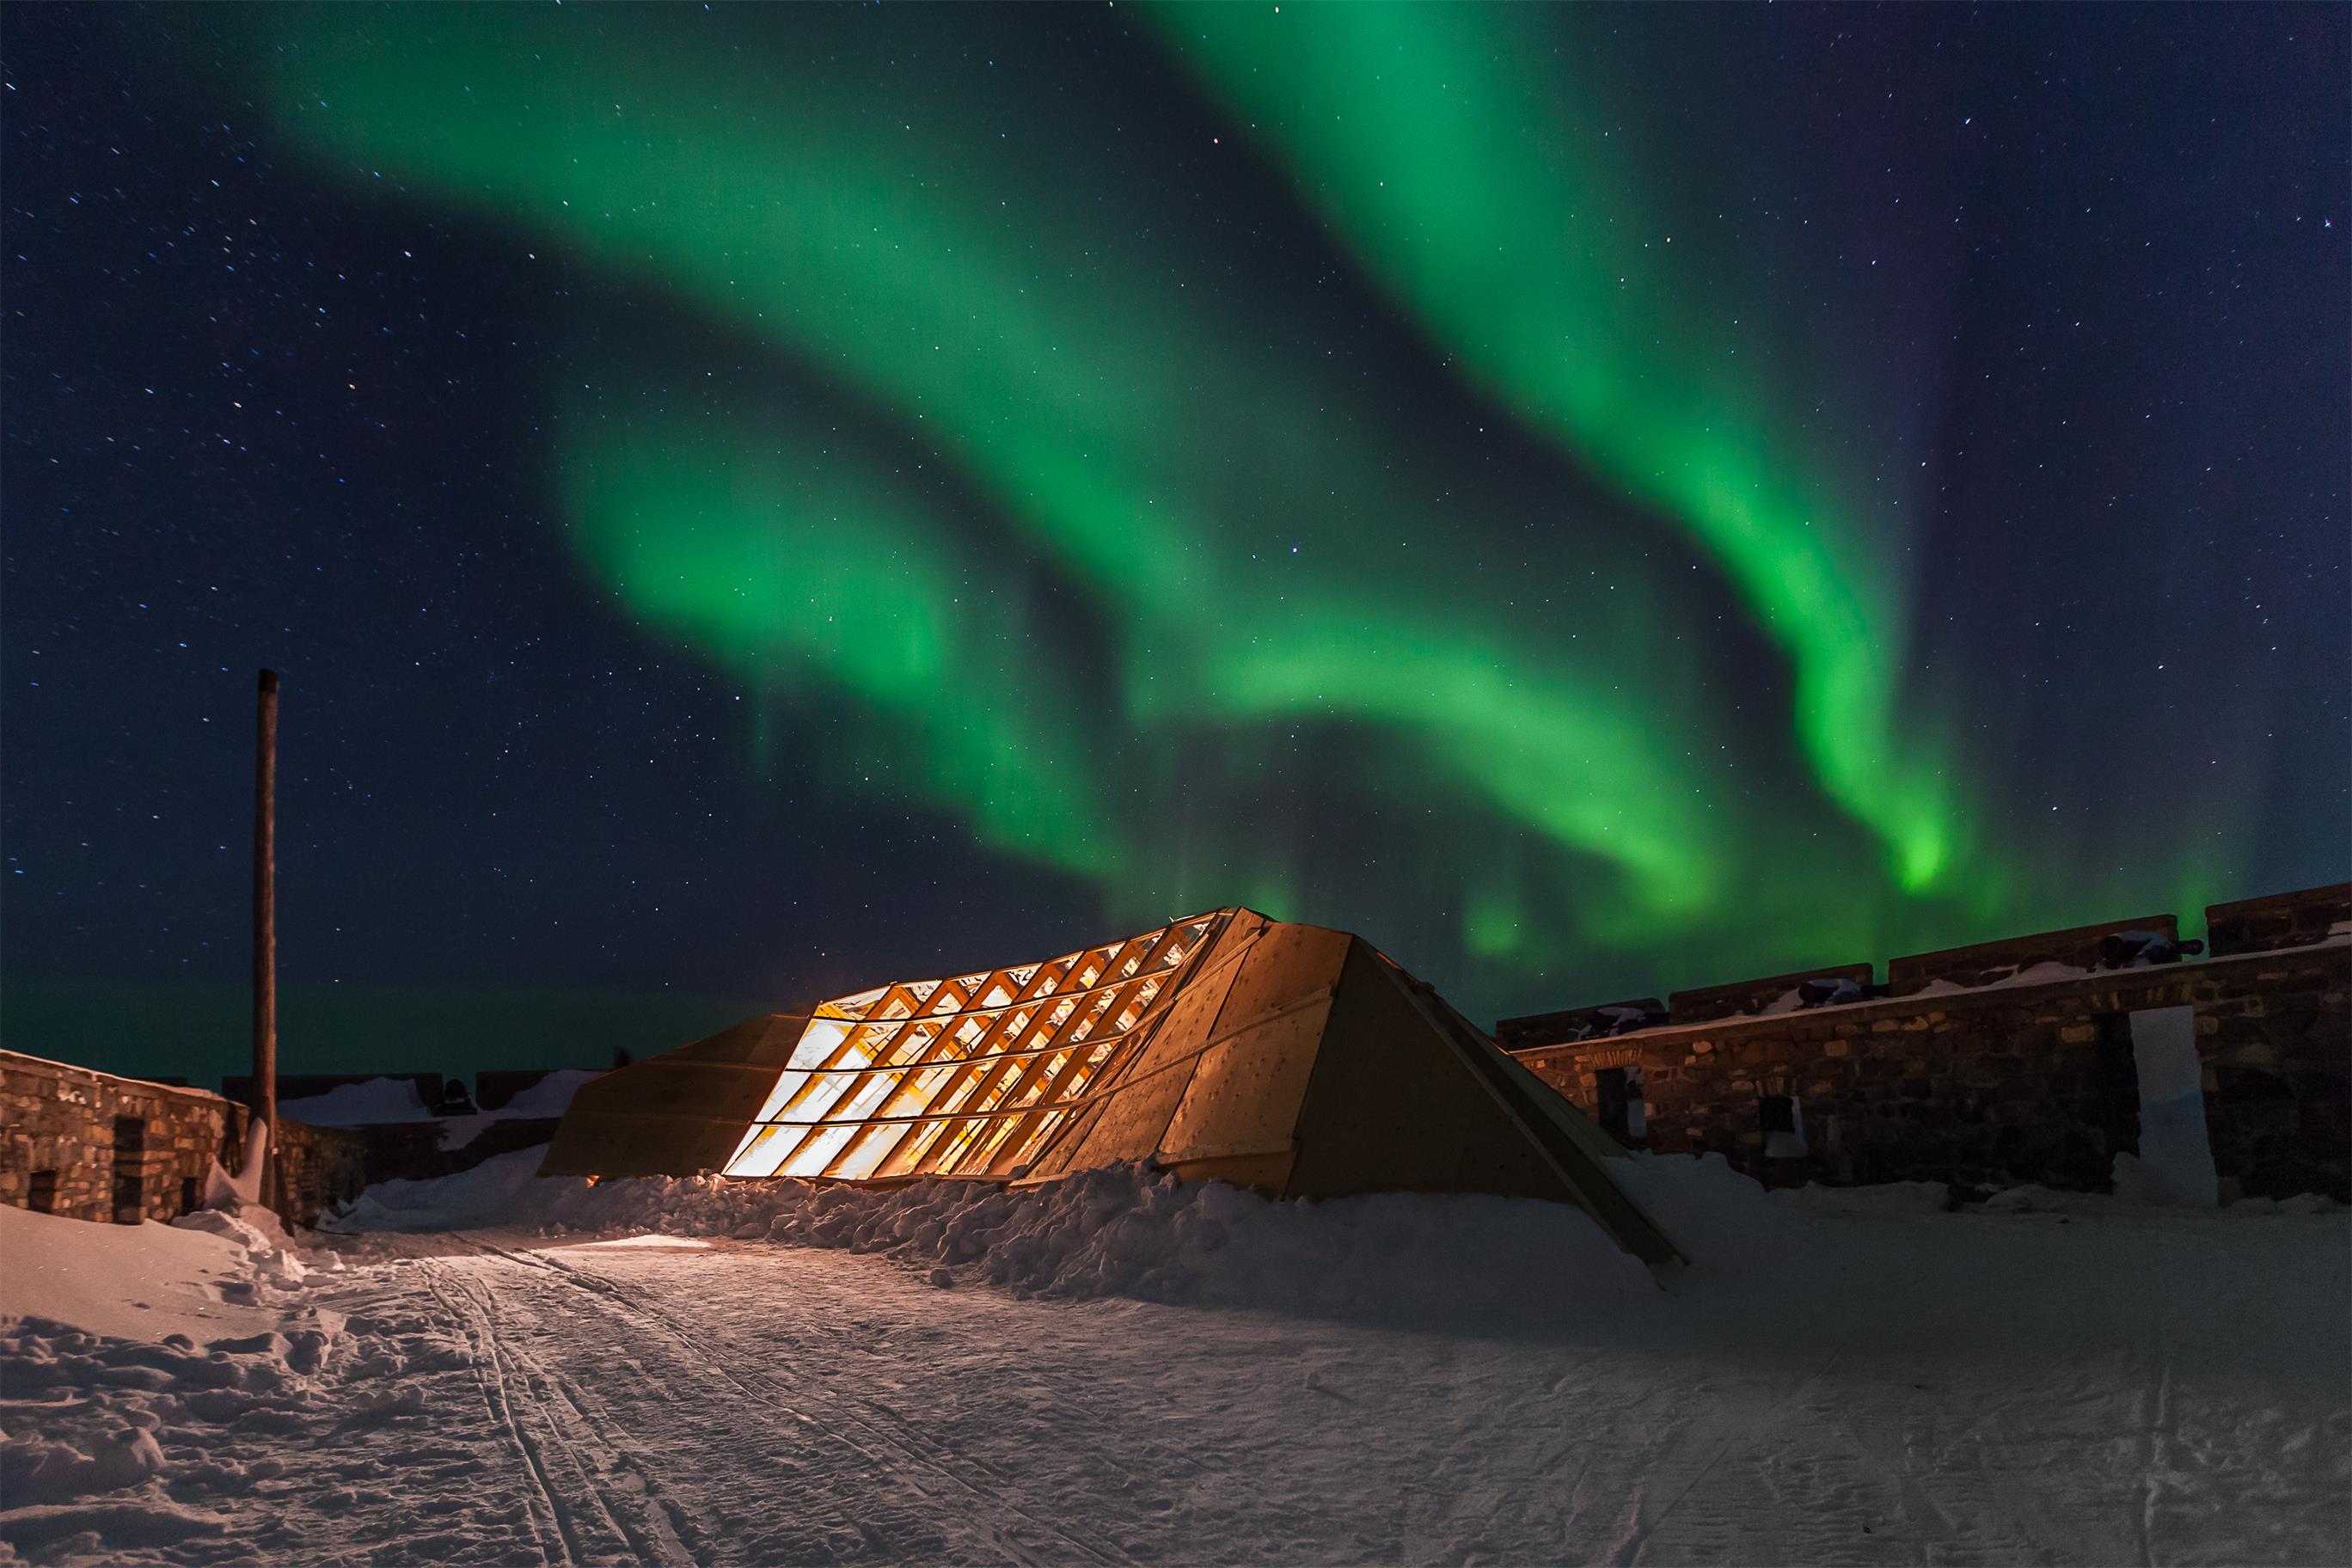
[0,1051,366,1228]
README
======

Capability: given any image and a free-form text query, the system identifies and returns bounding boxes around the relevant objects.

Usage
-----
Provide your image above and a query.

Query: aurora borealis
[3,3,2346,1081]
[1151,3,1960,892]
[256,3,1743,925]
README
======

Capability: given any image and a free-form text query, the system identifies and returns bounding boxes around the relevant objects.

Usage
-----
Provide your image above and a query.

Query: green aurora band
[242,4,2045,989]
[1148,3,1963,893]
[563,421,1118,877]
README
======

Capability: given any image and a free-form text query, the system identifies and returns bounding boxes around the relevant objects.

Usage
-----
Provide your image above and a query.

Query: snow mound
[276,1075,437,1124]
[284,1070,600,1128]
[2217,1191,2343,1216]
[172,1204,310,1288]
[0,1304,377,1560]
[1609,1151,1809,1272]
[536,1161,1662,1323]
[327,1144,553,1231]
[0,1312,348,1487]
[0,1205,279,1344]
[432,1069,606,1150]
[335,1151,1785,1324]
[490,1068,602,1118]
[337,1143,2352,1324]
[1773,1179,1953,1218]
[1,1422,168,1504]
[0,1498,230,1555]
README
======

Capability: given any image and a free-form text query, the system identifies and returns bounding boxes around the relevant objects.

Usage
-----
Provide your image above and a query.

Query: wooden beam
[250,669,279,1211]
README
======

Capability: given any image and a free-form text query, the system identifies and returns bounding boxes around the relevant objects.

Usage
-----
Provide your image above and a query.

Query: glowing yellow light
[721,914,1222,1183]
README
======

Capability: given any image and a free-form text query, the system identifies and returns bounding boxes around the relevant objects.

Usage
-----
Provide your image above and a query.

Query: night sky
[4,3,2345,1087]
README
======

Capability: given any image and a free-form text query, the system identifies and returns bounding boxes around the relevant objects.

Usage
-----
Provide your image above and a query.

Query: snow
[432,1071,601,1152]
[0,1199,348,1558]
[280,1069,601,1138]
[486,1159,1657,1325]
[483,1068,601,1119]
[2126,1007,2221,1206]
[7,1153,2347,1565]
[324,1145,550,1231]
[0,1206,277,1344]
[201,1119,271,1213]
[273,1076,435,1125]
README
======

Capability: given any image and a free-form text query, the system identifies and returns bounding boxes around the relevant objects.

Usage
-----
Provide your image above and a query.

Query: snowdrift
[0,1279,443,1560]
[1,1198,356,1558]
[332,1137,2349,1332]
[279,1069,599,1126]
[0,1205,284,1344]
[546,1162,1667,1323]
[327,1146,1854,1325]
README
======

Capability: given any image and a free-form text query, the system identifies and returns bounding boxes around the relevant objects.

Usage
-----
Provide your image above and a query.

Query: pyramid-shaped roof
[542,910,1678,1263]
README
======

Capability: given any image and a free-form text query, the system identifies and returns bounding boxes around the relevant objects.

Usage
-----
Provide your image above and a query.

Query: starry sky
[4,3,2346,1087]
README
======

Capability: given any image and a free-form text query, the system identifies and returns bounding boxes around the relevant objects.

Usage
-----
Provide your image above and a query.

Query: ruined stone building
[1502,884,2350,1203]
[1,1051,366,1226]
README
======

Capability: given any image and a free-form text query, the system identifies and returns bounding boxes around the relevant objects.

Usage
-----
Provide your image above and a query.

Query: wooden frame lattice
[722,912,1227,1181]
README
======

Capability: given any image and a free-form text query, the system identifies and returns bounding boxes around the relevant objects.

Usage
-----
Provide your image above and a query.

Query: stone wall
[2193,945,2350,1203]
[3,1051,230,1224]
[1885,914,2177,995]
[276,1115,371,1222]
[2207,886,2352,958]
[1,1050,366,1226]
[1509,940,2349,1203]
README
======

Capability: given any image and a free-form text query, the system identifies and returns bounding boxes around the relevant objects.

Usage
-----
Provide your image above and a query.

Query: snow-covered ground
[279,1070,601,1126]
[278,1069,602,1154]
[275,1077,446,1125]
[3,1153,2345,1565]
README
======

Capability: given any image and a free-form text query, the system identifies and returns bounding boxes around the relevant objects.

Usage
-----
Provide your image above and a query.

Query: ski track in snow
[4,1161,2347,1566]
[437,1234,1137,1567]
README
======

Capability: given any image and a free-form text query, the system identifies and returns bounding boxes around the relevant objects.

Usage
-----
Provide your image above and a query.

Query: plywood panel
[1157,996,1332,1166]
[1025,928,1250,1179]
[1161,1148,1295,1193]
[1050,1064,1196,1177]
[540,1014,807,1177]
[1288,940,1551,1200]
[1208,921,1350,1041]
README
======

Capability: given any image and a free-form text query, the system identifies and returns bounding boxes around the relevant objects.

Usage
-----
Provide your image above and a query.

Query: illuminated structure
[724,912,1222,1184]
[543,910,1679,1263]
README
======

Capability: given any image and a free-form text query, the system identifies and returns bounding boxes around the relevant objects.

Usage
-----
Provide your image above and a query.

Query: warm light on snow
[9,1146,2347,1564]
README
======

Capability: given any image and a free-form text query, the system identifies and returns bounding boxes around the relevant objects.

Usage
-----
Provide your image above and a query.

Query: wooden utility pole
[253,668,279,1209]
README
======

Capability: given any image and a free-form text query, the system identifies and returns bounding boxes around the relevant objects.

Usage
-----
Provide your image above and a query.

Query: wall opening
[2092,1013,2143,1162]
[2121,1005,2218,1206]
[27,1170,58,1215]
[1761,1093,1808,1159]
[180,1175,201,1216]
[1594,1066,1648,1146]
[111,1114,147,1224]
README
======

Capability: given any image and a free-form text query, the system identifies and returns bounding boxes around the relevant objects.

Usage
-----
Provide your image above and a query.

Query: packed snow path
[5,1156,2346,1565]
[331,1212,2347,1565]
